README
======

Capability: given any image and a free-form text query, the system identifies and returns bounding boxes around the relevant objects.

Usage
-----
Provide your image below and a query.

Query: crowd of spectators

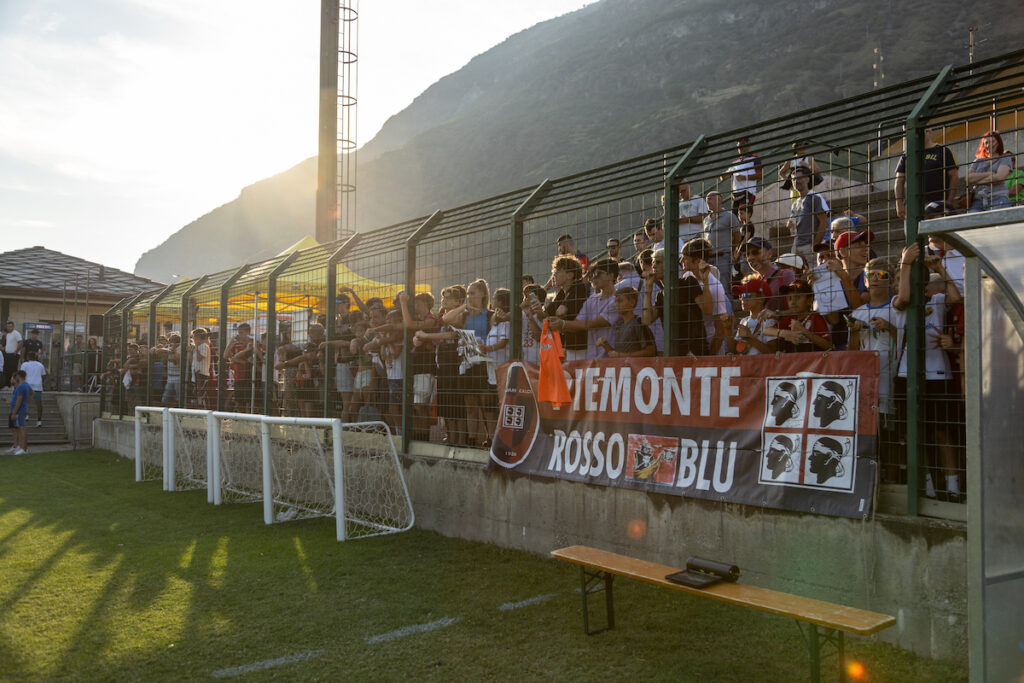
[105,128,1023,504]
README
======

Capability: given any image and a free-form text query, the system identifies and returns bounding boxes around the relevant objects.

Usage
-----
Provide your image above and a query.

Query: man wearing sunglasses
[849,258,901,419]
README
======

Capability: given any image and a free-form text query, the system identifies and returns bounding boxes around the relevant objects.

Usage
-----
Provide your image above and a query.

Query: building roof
[0,246,164,301]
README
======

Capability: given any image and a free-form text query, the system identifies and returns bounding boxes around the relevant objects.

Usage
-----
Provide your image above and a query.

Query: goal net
[167,409,211,493]
[134,407,166,484]
[134,408,413,541]
[213,414,264,505]
[336,422,415,540]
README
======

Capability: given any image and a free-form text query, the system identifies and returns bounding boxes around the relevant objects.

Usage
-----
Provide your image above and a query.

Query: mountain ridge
[134,0,1024,282]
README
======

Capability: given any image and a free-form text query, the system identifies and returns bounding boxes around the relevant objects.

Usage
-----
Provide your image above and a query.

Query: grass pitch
[0,449,966,681]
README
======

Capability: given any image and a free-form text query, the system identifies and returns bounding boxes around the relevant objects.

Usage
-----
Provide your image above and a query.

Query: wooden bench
[551,545,896,683]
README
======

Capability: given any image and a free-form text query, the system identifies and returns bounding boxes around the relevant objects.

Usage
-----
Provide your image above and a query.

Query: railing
[103,48,1024,521]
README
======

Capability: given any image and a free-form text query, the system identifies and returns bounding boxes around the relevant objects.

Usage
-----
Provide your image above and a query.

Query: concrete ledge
[93,417,966,662]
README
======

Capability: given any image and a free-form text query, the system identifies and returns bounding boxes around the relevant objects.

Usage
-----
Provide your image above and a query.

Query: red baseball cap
[833,230,875,251]
[732,279,773,298]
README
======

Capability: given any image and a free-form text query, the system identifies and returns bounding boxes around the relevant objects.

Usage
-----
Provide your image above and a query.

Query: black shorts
[893,377,965,434]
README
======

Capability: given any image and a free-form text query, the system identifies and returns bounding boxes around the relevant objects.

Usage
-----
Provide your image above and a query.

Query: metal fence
[102,48,1024,520]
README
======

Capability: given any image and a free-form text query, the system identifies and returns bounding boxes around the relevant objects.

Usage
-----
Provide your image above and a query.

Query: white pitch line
[211,649,325,679]
[365,617,461,644]
[498,593,559,611]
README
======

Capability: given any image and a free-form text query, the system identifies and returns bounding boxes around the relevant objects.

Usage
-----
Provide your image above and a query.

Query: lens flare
[626,519,647,539]
[846,660,866,680]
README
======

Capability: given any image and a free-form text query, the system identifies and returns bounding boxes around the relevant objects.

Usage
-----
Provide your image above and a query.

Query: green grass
[0,449,966,681]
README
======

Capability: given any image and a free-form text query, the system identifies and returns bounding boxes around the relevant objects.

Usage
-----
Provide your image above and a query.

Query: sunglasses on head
[864,269,890,281]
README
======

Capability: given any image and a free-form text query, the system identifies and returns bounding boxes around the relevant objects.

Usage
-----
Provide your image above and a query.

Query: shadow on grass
[0,449,968,681]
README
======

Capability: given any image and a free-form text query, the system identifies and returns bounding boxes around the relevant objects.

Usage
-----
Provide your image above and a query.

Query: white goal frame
[134,406,168,485]
[132,407,414,542]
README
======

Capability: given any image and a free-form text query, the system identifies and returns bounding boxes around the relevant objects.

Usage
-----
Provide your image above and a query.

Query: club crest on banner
[490,362,540,468]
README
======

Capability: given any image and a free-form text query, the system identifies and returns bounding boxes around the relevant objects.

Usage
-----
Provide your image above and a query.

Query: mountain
[134,0,1024,281]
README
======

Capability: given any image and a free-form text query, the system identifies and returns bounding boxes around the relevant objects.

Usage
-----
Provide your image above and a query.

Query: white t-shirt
[684,270,729,353]
[727,155,759,196]
[576,292,620,359]
[486,320,510,368]
[678,197,709,243]
[735,315,771,355]
[193,342,212,377]
[897,293,951,381]
[943,249,965,296]
[22,359,46,390]
[4,329,22,355]
[851,299,903,414]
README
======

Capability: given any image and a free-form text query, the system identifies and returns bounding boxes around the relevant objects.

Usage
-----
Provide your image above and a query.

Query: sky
[0,0,596,275]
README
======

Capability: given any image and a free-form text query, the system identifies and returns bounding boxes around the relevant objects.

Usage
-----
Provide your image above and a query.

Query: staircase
[0,391,69,448]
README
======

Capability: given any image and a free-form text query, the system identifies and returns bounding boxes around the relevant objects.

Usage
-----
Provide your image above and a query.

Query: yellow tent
[207,235,428,319]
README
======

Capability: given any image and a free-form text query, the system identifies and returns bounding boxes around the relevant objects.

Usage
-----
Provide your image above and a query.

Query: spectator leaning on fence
[966,130,1014,213]
[549,258,620,359]
[893,242,964,502]
[597,286,655,358]
[729,277,778,356]
[848,258,901,416]
[682,237,732,355]
[641,245,711,357]
[743,237,795,313]
[543,255,589,362]
[764,280,832,353]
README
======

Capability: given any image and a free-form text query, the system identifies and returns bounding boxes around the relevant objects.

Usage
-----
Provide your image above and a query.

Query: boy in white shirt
[20,351,46,426]
[893,243,964,501]
[729,277,777,355]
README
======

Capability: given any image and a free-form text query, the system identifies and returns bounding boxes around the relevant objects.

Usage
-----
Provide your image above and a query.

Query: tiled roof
[0,246,164,300]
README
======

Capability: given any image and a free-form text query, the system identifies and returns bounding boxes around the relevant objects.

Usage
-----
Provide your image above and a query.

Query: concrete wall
[93,417,967,662]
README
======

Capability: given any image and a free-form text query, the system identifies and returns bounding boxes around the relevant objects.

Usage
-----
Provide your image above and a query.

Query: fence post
[325,233,363,418]
[509,179,553,359]
[903,64,952,516]
[147,283,176,407]
[663,136,708,357]
[119,291,147,418]
[265,253,300,415]
[100,298,126,416]
[404,211,445,450]
[178,277,208,408]
[218,264,254,412]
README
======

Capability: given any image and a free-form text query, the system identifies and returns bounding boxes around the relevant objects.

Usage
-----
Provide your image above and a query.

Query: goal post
[131,407,413,542]
[134,406,168,484]
[167,408,216,499]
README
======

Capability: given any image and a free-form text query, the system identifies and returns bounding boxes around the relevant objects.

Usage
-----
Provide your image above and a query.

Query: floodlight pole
[316,0,340,244]
[403,210,444,451]
[903,64,952,516]
[509,179,553,359]
[265,252,300,415]
[663,135,707,357]
[324,233,363,418]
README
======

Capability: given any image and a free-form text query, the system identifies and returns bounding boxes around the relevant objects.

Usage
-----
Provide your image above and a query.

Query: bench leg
[797,622,846,683]
[578,566,615,635]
